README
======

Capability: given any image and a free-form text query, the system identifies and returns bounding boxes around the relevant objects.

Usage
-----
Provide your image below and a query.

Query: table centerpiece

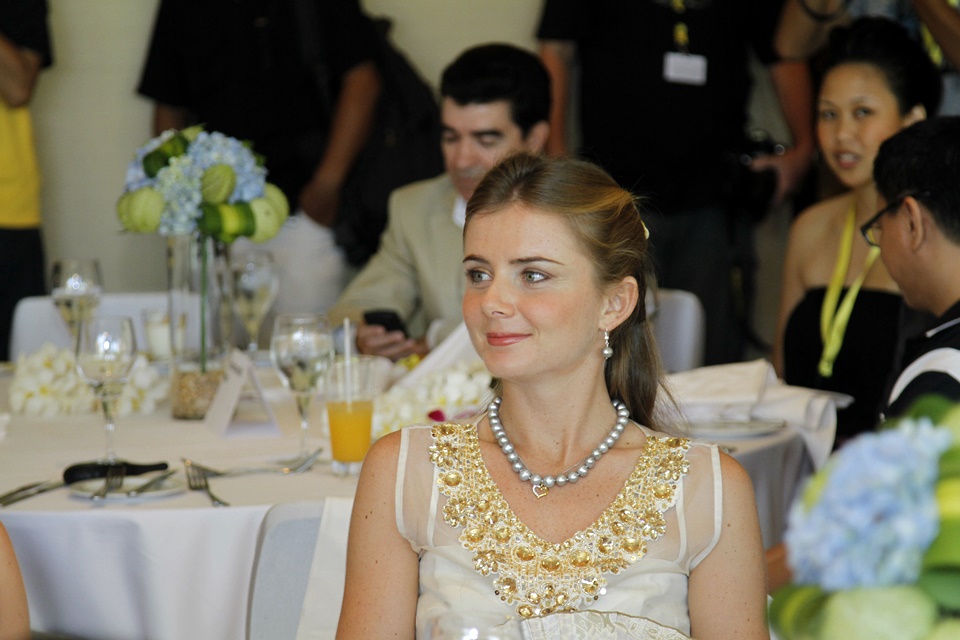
[117,126,288,418]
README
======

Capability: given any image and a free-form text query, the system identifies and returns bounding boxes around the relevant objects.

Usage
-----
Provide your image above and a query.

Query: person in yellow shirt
[0,0,52,362]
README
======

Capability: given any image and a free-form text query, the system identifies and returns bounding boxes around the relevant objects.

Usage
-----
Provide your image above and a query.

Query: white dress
[394,420,723,639]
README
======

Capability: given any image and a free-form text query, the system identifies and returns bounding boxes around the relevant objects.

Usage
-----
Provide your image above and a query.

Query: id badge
[663,52,707,85]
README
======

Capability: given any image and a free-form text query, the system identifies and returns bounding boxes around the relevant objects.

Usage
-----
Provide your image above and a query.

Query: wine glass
[231,250,279,354]
[270,313,334,463]
[51,258,103,347]
[75,316,137,463]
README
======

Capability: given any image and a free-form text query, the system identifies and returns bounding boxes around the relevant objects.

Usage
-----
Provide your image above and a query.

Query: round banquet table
[0,368,812,639]
[0,368,360,640]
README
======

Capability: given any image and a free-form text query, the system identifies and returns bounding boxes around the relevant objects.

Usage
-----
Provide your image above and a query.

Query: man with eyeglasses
[869,116,960,419]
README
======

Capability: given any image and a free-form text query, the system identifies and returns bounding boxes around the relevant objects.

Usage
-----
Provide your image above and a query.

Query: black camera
[723,129,784,223]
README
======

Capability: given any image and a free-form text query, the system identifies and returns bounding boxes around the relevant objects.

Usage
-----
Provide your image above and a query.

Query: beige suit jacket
[328,174,465,343]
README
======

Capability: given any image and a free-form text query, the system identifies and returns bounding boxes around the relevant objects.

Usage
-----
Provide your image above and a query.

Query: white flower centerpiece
[375,359,493,438]
[10,343,168,418]
[117,126,289,418]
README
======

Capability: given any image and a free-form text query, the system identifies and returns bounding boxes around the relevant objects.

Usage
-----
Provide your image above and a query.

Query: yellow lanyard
[818,204,881,378]
[671,0,689,53]
[921,0,959,67]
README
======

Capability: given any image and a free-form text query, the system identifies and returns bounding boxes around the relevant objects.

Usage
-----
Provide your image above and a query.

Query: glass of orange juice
[325,355,382,475]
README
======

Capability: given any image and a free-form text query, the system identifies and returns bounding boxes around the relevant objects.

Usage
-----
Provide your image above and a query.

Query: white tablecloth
[0,369,358,639]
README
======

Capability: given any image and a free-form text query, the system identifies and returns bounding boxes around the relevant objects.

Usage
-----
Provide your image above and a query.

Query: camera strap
[818,203,881,378]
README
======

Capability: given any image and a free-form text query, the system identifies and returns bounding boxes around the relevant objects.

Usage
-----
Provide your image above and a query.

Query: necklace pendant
[532,483,549,499]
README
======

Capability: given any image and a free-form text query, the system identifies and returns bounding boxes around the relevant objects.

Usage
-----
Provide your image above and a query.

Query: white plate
[71,475,186,501]
[686,419,786,440]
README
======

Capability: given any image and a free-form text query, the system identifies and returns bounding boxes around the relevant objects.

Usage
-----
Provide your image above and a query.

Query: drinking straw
[343,317,353,406]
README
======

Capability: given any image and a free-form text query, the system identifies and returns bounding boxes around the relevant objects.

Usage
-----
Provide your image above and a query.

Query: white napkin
[667,359,848,469]
[391,321,482,391]
[667,359,776,422]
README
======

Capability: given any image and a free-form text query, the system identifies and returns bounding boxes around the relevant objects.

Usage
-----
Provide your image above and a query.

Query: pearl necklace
[487,397,631,499]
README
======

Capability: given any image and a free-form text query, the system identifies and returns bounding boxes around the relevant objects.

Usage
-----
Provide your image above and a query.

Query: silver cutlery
[184,461,228,507]
[0,480,46,504]
[0,479,65,507]
[180,446,322,478]
[1,460,172,507]
[91,464,127,501]
[126,469,177,497]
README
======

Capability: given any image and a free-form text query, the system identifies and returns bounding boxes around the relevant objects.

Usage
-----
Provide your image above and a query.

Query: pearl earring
[602,330,613,359]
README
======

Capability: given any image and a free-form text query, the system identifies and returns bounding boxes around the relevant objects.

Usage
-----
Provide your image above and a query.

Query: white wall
[32,0,785,347]
[34,1,166,291]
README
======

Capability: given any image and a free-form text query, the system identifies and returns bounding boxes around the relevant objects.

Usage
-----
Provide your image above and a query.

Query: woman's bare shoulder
[786,194,851,281]
[790,193,850,242]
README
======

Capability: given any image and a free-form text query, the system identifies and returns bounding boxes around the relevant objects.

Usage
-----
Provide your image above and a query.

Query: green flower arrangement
[116,125,289,242]
[116,127,290,380]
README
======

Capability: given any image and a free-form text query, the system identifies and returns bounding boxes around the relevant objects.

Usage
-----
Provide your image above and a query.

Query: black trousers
[0,227,45,361]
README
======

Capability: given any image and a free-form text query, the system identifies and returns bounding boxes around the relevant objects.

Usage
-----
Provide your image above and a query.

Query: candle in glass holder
[142,309,171,360]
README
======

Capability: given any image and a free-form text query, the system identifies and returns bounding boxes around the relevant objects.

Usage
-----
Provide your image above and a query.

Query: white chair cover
[652,289,705,373]
[247,501,325,640]
[8,292,167,359]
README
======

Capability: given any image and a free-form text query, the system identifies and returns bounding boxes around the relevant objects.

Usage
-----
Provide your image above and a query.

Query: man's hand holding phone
[358,310,427,362]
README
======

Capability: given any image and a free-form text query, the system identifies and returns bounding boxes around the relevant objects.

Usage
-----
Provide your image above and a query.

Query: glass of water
[270,313,334,464]
[51,258,103,347]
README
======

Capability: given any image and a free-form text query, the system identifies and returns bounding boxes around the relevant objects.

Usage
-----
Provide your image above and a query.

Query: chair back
[652,288,705,373]
[9,292,167,359]
[247,501,324,640]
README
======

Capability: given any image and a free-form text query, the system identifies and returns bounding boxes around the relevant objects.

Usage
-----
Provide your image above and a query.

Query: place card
[204,349,280,438]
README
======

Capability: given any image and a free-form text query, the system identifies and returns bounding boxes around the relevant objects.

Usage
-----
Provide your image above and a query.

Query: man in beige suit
[328,44,551,361]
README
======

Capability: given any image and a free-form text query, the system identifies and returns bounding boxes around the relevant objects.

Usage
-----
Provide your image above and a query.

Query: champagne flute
[231,250,279,354]
[76,316,137,463]
[270,313,334,463]
[51,258,103,347]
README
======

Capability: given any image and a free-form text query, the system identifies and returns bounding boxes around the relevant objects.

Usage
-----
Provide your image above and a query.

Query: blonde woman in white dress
[337,153,768,639]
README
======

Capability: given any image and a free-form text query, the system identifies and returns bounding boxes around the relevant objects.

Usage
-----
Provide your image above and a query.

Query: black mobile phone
[363,309,407,336]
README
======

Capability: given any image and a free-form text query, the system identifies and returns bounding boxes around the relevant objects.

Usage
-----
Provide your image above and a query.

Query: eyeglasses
[860,191,930,247]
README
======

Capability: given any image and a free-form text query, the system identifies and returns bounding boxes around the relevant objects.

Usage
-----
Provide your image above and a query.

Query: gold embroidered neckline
[429,421,690,619]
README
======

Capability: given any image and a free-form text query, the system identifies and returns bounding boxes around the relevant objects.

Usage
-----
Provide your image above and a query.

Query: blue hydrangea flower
[785,419,952,590]
[154,155,202,236]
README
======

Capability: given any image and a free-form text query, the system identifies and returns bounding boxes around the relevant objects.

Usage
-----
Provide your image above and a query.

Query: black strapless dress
[783,287,902,441]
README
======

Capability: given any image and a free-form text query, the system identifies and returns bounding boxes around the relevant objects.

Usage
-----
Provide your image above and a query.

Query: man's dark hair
[440,43,551,135]
[875,116,960,243]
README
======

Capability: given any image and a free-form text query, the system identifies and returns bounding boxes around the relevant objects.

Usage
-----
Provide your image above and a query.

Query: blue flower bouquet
[116,125,288,242]
[770,397,960,639]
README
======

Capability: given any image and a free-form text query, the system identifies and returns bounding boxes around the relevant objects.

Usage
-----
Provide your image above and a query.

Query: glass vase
[167,233,231,419]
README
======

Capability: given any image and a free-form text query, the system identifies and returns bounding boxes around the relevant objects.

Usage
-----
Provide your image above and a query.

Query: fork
[91,464,127,501]
[180,446,323,478]
[184,461,229,507]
